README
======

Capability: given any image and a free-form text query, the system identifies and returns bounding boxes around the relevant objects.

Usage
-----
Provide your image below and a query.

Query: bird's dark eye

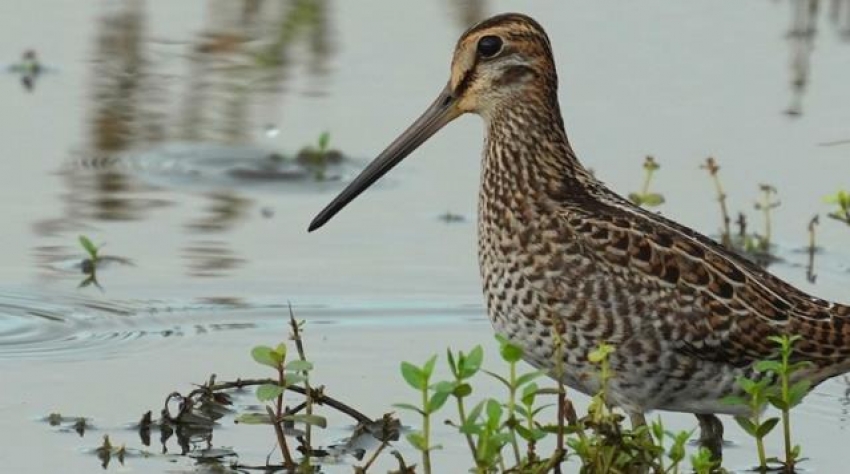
[477,35,503,58]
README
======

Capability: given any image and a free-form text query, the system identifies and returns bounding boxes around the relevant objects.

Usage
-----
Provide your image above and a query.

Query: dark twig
[181,378,372,425]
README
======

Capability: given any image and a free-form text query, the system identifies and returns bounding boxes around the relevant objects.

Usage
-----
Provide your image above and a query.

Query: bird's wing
[550,197,850,368]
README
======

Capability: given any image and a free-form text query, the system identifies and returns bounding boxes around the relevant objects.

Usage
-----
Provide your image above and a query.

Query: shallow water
[1,0,850,472]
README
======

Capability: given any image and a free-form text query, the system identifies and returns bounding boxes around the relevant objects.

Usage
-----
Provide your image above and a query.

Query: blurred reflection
[178,0,334,141]
[185,192,251,233]
[183,241,246,278]
[54,1,168,225]
[786,0,850,116]
[37,0,336,281]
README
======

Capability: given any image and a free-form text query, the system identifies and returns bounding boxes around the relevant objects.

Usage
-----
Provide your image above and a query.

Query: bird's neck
[480,93,595,206]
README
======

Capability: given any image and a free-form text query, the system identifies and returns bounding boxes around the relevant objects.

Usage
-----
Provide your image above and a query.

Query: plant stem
[272,364,294,467]
[455,397,478,463]
[422,384,432,474]
[288,307,313,467]
[703,157,732,248]
[508,360,521,465]
[781,346,794,472]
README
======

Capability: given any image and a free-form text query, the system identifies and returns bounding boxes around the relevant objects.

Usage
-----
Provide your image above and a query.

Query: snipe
[309,13,850,458]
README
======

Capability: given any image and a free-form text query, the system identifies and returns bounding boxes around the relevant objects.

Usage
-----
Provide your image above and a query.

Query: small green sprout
[724,334,812,471]
[238,340,324,469]
[753,184,780,252]
[79,235,102,261]
[395,355,444,474]
[629,155,665,207]
[297,131,342,180]
[78,235,104,289]
[824,189,850,225]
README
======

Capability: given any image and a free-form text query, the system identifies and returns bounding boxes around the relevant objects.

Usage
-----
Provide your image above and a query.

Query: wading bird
[308,13,850,459]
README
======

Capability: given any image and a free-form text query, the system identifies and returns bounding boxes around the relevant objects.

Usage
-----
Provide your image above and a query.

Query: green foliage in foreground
[399,334,809,474]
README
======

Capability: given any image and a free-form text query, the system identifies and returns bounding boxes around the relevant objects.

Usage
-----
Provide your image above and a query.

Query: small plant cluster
[69,312,817,474]
[698,158,780,262]
[396,336,718,474]
[628,155,665,207]
[296,131,344,180]
[723,335,811,472]
[628,156,845,269]
[78,235,103,289]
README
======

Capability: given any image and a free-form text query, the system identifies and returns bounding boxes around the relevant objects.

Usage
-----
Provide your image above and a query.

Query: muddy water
[1,0,850,472]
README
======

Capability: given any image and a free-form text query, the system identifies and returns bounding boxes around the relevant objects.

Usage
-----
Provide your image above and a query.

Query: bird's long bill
[308,84,460,232]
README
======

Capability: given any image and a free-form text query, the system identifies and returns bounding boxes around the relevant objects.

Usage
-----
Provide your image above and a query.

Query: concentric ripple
[0,290,256,360]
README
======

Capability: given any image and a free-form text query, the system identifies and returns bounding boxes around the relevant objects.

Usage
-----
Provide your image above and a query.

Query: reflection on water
[185,192,251,233]
[33,0,335,281]
[183,240,246,277]
[786,0,850,115]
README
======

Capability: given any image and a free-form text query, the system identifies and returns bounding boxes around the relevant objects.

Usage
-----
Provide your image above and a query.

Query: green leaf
[406,432,427,451]
[466,400,485,425]
[256,383,284,401]
[392,403,425,416]
[521,382,538,406]
[401,362,426,390]
[514,424,533,441]
[282,414,328,428]
[641,193,665,206]
[460,345,484,378]
[754,360,783,373]
[318,131,330,151]
[283,373,307,386]
[428,391,449,413]
[788,379,812,406]
[721,395,747,406]
[432,380,456,395]
[628,193,644,205]
[285,359,313,372]
[499,341,523,363]
[484,370,511,390]
[485,399,502,428]
[453,382,472,398]
[588,344,615,363]
[234,413,272,425]
[446,349,458,378]
[515,370,545,387]
[79,235,99,257]
[422,355,438,378]
[755,417,779,438]
[767,395,789,411]
[734,416,757,436]
[736,376,756,393]
[251,345,281,368]
[274,343,287,359]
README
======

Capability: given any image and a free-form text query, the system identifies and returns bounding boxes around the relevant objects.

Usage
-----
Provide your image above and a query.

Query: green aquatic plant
[762,335,811,472]
[395,355,444,474]
[397,337,712,473]
[824,189,850,225]
[237,316,325,471]
[297,131,343,180]
[700,157,733,249]
[629,155,665,207]
[78,235,103,289]
[79,235,102,263]
[752,184,780,252]
[723,334,811,472]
